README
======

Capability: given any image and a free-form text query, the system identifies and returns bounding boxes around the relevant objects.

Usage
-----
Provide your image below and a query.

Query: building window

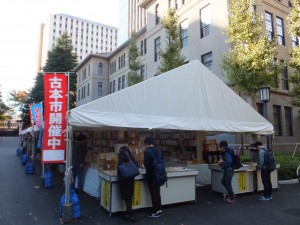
[284,107,293,136]
[200,5,211,38]
[98,63,103,76]
[292,36,299,48]
[122,75,125,89]
[87,83,90,96]
[98,82,102,96]
[110,82,112,94]
[144,38,147,54]
[180,20,188,48]
[123,53,126,67]
[281,64,289,90]
[78,89,80,101]
[140,65,145,80]
[265,12,274,40]
[201,52,213,71]
[118,77,121,91]
[273,105,282,136]
[141,40,144,56]
[82,68,87,80]
[113,80,116,93]
[276,17,285,45]
[155,4,160,25]
[154,37,161,62]
[88,64,90,76]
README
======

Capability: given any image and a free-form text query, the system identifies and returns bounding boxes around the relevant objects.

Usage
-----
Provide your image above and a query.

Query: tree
[158,8,185,74]
[8,90,30,127]
[0,87,11,121]
[43,32,78,109]
[127,32,143,87]
[222,0,281,107]
[287,0,300,108]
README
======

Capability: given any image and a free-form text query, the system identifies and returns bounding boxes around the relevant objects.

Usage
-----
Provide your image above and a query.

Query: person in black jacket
[218,140,236,203]
[72,133,86,193]
[143,137,163,218]
[117,146,137,222]
[255,141,272,201]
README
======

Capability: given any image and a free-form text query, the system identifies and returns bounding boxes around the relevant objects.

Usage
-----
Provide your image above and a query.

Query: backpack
[263,148,276,171]
[150,149,167,186]
[231,149,242,170]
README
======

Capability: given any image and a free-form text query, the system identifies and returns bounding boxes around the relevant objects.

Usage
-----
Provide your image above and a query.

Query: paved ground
[1,136,300,225]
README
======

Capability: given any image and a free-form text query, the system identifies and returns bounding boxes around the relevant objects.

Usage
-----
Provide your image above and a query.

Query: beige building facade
[36,13,118,73]
[75,0,299,151]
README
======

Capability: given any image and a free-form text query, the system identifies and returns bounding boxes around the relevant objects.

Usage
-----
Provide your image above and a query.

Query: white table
[98,167,198,215]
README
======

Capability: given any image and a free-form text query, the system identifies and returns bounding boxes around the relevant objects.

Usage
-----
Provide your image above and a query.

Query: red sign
[42,73,67,163]
[28,103,35,126]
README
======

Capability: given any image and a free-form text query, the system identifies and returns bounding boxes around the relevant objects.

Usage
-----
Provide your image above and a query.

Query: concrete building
[118,0,147,45]
[36,13,118,73]
[74,0,299,151]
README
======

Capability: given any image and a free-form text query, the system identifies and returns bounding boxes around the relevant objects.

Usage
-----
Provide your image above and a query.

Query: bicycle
[297,165,300,183]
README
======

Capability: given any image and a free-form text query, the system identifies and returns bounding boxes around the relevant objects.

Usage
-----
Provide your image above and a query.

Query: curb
[278,179,299,184]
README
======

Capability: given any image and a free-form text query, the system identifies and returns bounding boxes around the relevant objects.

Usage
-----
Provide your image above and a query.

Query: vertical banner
[28,103,35,126]
[42,73,67,163]
[30,102,44,129]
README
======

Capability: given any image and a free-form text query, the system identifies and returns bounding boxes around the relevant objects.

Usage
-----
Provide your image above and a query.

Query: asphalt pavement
[1,136,300,225]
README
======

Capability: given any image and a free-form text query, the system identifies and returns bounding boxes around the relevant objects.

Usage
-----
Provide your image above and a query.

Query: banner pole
[65,72,71,204]
[62,72,73,222]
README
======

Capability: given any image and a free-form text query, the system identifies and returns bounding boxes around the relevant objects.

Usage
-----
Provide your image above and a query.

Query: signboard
[42,73,67,163]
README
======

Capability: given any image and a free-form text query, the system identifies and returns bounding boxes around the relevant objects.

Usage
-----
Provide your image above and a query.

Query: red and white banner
[28,103,35,126]
[42,73,67,163]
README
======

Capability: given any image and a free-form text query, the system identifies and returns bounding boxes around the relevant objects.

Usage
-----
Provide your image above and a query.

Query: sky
[0,0,119,103]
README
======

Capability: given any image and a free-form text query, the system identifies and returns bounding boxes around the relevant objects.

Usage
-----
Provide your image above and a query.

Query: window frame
[200,4,211,38]
[276,16,285,45]
[265,11,274,40]
[154,37,161,62]
[273,105,282,136]
[201,52,213,71]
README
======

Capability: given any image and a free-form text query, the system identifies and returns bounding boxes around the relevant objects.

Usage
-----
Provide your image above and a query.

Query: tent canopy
[69,60,274,135]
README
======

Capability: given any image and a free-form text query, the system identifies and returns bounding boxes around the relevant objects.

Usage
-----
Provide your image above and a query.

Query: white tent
[69,60,274,135]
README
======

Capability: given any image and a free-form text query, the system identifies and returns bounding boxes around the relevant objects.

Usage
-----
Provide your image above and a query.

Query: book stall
[67,60,275,214]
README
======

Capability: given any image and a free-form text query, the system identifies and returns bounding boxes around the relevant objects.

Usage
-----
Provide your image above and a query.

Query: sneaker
[147,211,162,218]
[267,196,273,200]
[258,196,269,201]
[224,198,235,203]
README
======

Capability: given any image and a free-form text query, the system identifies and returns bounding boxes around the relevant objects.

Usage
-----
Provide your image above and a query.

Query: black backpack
[231,149,242,170]
[263,148,276,171]
[149,149,167,186]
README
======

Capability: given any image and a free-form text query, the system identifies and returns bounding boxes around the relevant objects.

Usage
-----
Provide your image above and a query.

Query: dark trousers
[221,170,234,199]
[261,169,272,197]
[148,180,161,213]
[72,166,84,191]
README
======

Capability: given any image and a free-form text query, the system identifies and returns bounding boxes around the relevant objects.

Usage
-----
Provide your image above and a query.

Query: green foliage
[8,90,31,127]
[287,0,300,109]
[42,32,78,109]
[0,88,11,121]
[275,153,300,180]
[158,8,185,74]
[287,0,300,37]
[127,32,143,87]
[222,0,281,97]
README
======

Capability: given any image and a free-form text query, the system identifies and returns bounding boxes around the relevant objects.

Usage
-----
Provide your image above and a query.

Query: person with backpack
[117,146,138,222]
[143,136,164,218]
[218,140,236,203]
[255,141,273,201]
